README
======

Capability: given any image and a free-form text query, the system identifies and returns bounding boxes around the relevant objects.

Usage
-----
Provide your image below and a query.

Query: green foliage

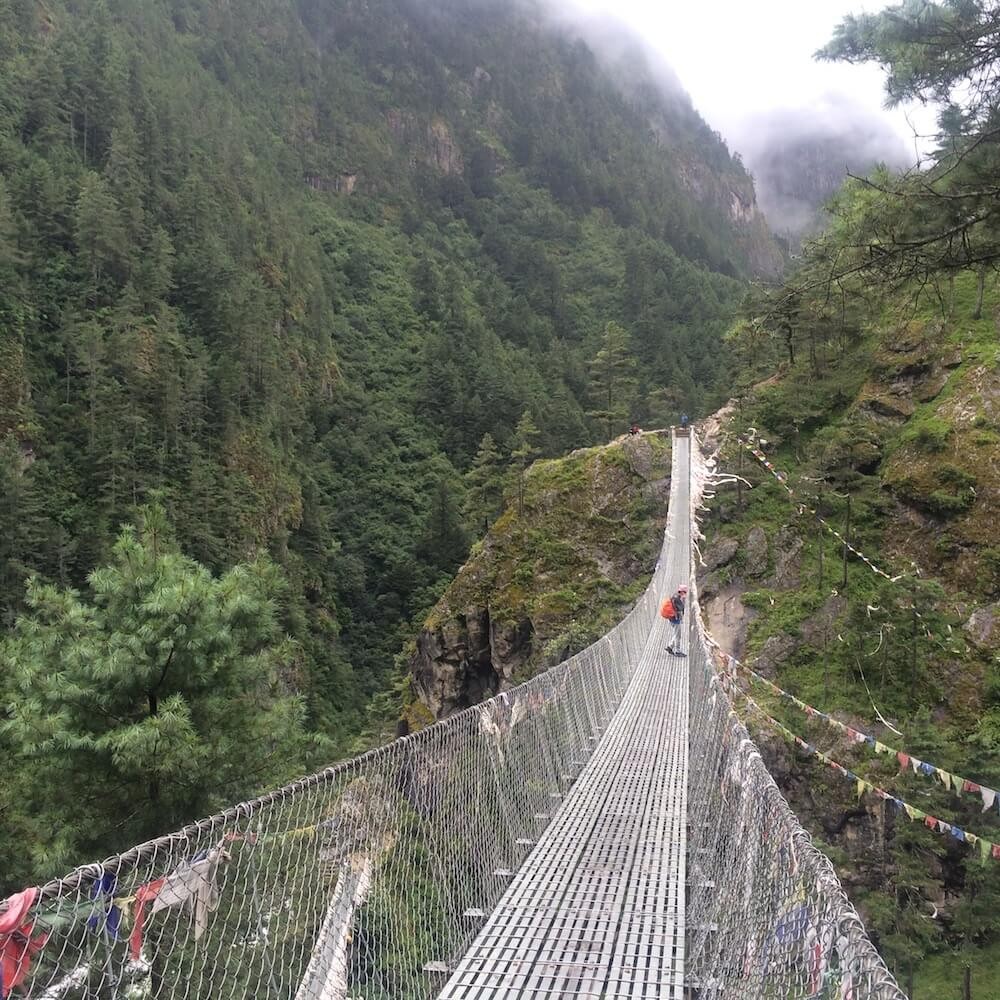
[894,463,978,517]
[701,3,1000,975]
[902,415,953,453]
[0,0,764,883]
[0,506,308,880]
[586,321,639,441]
[812,2,1000,297]
[417,472,469,575]
[508,410,542,516]
[463,433,505,533]
[710,226,1000,973]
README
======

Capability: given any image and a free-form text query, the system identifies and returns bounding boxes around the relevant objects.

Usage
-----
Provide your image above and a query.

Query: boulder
[703,535,739,572]
[865,394,916,421]
[742,525,769,578]
[411,607,524,717]
[965,603,1000,650]
[801,595,848,648]
[489,616,534,683]
[753,633,796,677]
[768,526,803,589]
[702,582,756,660]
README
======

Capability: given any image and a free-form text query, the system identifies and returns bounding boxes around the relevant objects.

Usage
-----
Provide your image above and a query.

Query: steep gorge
[0,0,776,885]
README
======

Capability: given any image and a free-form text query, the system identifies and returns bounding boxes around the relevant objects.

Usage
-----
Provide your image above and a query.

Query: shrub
[910,417,952,451]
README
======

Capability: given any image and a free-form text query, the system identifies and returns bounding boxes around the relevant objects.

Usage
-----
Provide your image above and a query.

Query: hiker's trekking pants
[668,616,682,649]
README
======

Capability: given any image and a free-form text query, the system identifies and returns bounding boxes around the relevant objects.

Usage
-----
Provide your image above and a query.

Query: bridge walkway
[438,435,691,999]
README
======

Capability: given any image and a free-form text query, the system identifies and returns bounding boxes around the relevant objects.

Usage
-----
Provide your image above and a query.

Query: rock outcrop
[385,110,465,176]
[411,609,533,717]
[965,602,1000,650]
[410,433,672,719]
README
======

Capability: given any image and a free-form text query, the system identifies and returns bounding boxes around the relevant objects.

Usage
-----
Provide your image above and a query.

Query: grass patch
[900,414,953,452]
[910,943,1000,1000]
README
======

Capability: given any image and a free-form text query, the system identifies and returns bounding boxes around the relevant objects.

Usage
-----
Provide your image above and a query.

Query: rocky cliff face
[385,111,466,175]
[409,433,672,719]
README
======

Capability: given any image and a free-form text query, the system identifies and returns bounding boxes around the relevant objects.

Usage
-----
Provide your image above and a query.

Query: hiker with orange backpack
[660,585,687,656]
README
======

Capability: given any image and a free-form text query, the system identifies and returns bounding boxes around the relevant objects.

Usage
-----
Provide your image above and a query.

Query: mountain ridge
[0,0,776,885]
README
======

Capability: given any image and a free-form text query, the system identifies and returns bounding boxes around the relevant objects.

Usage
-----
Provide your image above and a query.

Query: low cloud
[730,96,913,240]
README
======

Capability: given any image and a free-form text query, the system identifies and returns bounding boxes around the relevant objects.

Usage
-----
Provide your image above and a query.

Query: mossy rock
[410,433,672,716]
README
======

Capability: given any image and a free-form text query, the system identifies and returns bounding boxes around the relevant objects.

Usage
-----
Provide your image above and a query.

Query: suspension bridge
[1,431,907,999]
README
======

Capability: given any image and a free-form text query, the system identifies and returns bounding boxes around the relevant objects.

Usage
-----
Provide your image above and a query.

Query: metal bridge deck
[439,437,690,999]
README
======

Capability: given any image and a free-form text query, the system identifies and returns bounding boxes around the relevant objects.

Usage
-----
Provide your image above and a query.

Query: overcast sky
[566,0,935,161]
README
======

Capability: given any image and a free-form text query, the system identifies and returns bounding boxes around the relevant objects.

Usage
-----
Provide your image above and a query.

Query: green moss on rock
[410,432,671,718]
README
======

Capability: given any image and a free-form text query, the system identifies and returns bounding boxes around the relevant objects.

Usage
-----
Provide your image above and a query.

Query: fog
[735,97,912,238]
[559,0,934,149]
[545,0,936,237]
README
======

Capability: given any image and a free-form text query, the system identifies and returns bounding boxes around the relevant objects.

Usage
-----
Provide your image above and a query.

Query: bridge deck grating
[438,438,690,999]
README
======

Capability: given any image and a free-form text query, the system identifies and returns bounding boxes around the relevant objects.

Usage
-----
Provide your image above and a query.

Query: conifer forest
[3,0,1000,993]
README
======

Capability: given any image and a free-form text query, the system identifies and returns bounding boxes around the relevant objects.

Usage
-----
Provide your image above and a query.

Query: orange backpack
[660,598,676,620]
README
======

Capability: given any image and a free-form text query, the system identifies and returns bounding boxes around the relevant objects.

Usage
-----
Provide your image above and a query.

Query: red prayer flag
[0,888,48,995]
[129,877,167,960]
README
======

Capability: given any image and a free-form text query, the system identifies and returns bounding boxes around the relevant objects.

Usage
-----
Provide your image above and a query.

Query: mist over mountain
[733,99,912,243]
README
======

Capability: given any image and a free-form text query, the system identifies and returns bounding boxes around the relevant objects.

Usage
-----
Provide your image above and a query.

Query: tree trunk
[973,265,987,320]
[841,494,851,589]
[148,690,160,803]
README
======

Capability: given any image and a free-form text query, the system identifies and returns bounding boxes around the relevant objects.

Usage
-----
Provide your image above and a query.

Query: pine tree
[75,171,127,302]
[104,114,147,259]
[464,432,505,532]
[1,504,307,874]
[586,321,639,441]
[509,411,540,517]
[0,437,45,628]
[419,475,469,573]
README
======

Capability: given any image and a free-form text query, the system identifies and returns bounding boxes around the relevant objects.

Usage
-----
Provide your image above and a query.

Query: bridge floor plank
[438,438,690,999]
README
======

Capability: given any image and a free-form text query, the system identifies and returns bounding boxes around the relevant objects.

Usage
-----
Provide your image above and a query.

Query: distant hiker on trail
[680,413,689,429]
[660,585,687,655]
[629,421,641,436]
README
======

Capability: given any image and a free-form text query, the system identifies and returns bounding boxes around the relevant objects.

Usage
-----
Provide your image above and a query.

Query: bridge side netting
[685,431,907,1000]
[2,448,680,1000]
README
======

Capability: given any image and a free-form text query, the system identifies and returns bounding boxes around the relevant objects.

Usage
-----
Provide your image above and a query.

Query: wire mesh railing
[686,431,907,1000]
[1,432,910,999]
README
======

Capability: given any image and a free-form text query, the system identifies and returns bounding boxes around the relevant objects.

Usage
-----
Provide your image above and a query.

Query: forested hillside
[703,3,1000,990]
[0,0,778,884]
